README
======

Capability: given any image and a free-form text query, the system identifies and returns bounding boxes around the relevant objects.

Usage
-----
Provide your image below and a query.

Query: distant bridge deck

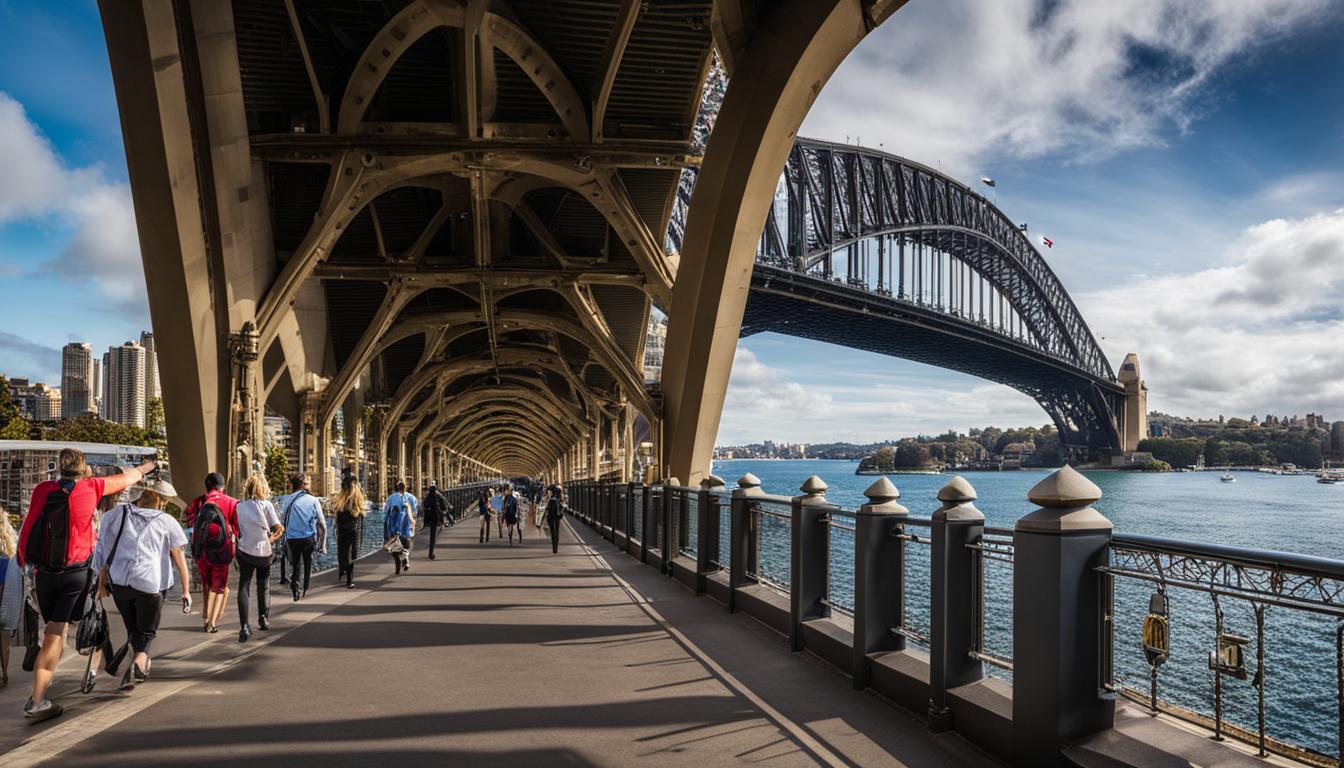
[2,519,987,767]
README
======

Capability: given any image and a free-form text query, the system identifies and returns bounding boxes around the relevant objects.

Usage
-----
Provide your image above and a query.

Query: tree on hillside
[0,375,32,440]
[45,414,155,447]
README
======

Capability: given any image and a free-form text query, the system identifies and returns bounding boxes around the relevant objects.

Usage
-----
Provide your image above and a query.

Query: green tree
[145,397,165,438]
[870,445,897,469]
[895,440,931,468]
[265,444,289,495]
[0,375,31,440]
[46,414,155,447]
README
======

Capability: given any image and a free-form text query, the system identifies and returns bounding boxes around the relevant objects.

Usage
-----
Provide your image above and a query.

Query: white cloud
[0,91,144,314]
[804,0,1329,177]
[1081,208,1344,417]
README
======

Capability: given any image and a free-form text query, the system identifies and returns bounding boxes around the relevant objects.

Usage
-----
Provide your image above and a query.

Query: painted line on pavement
[5,585,370,768]
[565,518,849,768]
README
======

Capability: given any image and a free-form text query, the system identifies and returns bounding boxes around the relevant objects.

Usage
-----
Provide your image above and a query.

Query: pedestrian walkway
[3,518,992,767]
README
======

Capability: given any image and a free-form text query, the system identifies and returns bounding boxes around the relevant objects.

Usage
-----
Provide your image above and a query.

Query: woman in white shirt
[92,477,191,691]
[234,475,284,643]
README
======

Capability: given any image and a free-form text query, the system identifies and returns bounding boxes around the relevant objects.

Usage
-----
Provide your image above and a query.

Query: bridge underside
[742,266,1125,458]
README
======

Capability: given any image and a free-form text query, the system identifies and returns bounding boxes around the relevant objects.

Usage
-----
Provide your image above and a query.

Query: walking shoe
[25,699,63,722]
[429,553,436,560]
[346,582,356,589]
[132,661,149,684]
[292,591,301,602]
[258,615,269,631]
[239,625,252,643]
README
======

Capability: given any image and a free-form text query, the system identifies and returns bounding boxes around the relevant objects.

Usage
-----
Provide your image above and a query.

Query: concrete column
[396,429,408,484]
[662,477,679,575]
[695,475,725,594]
[1012,466,1115,767]
[789,475,830,652]
[729,473,764,613]
[852,477,909,690]
[928,476,984,731]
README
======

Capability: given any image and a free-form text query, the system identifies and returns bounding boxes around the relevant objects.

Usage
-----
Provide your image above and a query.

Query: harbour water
[712,459,1344,757]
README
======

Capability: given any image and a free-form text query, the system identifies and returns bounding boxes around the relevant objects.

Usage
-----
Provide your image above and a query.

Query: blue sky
[1,1,1343,445]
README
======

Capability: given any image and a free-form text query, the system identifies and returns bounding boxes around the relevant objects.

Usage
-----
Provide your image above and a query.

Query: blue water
[712,459,1344,757]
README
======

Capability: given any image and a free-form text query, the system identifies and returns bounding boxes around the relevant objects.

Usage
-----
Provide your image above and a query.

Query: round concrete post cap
[665,476,681,487]
[702,474,725,488]
[937,475,977,503]
[863,476,900,503]
[737,472,762,489]
[1027,465,1101,508]
[800,475,828,495]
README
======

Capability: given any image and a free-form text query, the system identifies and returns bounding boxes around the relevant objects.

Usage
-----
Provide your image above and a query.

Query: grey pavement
[3,516,994,766]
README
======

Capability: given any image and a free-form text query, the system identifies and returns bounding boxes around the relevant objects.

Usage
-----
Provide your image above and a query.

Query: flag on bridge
[980,177,996,188]
[1042,237,1054,248]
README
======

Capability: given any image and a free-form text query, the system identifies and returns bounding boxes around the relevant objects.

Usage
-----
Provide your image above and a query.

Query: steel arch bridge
[738,137,1128,458]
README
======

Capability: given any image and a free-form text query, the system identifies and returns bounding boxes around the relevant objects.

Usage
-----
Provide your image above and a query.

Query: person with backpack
[331,475,366,588]
[92,476,191,690]
[234,475,283,642]
[275,473,326,602]
[421,482,450,560]
[545,485,565,554]
[501,485,521,546]
[383,482,415,575]
[185,473,240,633]
[15,448,158,721]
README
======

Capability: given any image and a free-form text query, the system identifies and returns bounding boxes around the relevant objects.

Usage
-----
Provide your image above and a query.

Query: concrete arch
[662,0,905,483]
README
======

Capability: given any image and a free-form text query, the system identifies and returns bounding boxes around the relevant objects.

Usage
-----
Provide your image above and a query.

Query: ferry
[1317,472,1344,484]
[1220,473,1236,483]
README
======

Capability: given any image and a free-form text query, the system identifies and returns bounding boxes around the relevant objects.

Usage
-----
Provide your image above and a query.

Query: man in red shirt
[16,448,158,722]
[184,472,240,633]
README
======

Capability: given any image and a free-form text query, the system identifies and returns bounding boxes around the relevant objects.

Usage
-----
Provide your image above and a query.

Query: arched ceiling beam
[592,0,641,143]
[483,12,589,142]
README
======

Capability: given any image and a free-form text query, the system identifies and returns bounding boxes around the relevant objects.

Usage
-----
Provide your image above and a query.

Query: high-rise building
[643,314,667,382]
[100,352,109,419]
[105,341,147,428]
[6,377,36,420]
[139,330,160,405]
[60,342,94,418]
[34,384,60,421]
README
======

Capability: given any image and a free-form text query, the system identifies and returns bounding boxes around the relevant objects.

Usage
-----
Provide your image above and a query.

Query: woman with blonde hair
[0,510,20,687]
[331,475,367,589]
[234,474,283,642]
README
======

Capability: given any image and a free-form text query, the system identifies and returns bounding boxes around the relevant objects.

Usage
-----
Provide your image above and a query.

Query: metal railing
[968,525,1015,673]
[750,497,793,593]
[894,516,934,646]
[1101,533,1344,766]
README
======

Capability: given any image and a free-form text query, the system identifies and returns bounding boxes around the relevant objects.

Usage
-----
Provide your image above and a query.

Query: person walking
[185,473,240,633]
[502,485,521,546]
[0,511,21,688]
[477,487,493,543]
[275,474,326,602]
[92,477,192,690]
[544,485,565,553]
[16,448,157,721]
[421,482,449,560]
[234,475,283,642]
[383,482,415,575]
[331,476,367,588]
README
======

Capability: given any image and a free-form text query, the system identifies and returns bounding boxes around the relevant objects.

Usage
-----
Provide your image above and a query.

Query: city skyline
[2,2,1344,445]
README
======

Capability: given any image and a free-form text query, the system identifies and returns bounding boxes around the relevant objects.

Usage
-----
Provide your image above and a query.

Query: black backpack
[191,501,235,565]
[24,480,78,571]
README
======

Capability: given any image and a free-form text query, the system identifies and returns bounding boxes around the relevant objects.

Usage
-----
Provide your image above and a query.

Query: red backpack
[191,501,235,565]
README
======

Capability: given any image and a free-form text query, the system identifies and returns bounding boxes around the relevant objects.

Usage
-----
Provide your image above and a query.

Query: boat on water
[1317,472,1344,484]
[1220,473,1236,482]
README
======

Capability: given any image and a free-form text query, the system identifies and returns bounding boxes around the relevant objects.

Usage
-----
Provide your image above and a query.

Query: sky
[1,1,1343,445]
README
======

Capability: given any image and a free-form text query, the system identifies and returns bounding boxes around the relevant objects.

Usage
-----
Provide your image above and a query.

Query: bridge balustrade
[559,470,1344,766]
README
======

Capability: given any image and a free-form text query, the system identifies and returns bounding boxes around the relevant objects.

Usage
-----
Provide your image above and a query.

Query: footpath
[1,517,991,766]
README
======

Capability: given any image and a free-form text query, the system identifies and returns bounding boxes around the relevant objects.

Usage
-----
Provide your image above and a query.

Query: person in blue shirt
[477,487,493,543]
[274,473,327,602]
[383,482,416,575]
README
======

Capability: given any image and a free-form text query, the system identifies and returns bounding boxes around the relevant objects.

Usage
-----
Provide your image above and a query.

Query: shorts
[504,511,519,525]
[35,568,93,624]
[197,559,231,594]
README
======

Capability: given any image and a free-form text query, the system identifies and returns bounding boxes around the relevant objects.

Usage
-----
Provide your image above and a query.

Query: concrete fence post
[696,475,725,594]
[606,482,616,542]
[662,477,679,575]
[790,475,830,653]
[639,482,650,564]
[853,476,909,690]
[625,481,636,554]
[729,473,763,613]
[928,475,984,731]
[1012,465,1115,767]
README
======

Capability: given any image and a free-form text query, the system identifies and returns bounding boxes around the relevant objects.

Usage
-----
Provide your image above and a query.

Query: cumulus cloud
[0,331,60,382]
[804,0,1329,177]
[0,91,144,315]
[1081,208,1344,417]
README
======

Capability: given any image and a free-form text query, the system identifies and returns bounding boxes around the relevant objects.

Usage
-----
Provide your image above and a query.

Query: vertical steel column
[928,476,985,732]
[1012,467,1115,767]
[853,477,909,690]
[789,475,831,653]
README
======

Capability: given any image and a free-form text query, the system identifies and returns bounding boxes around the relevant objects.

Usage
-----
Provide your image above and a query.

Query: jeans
[547,517,561,553]
[428,524,441,557]
[110,584,164,654]
[236,552,271,626]
[286,537,315,596]
[337,529,359,585]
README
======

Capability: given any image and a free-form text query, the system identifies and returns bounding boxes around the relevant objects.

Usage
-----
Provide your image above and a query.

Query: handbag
[383,537,404,555]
